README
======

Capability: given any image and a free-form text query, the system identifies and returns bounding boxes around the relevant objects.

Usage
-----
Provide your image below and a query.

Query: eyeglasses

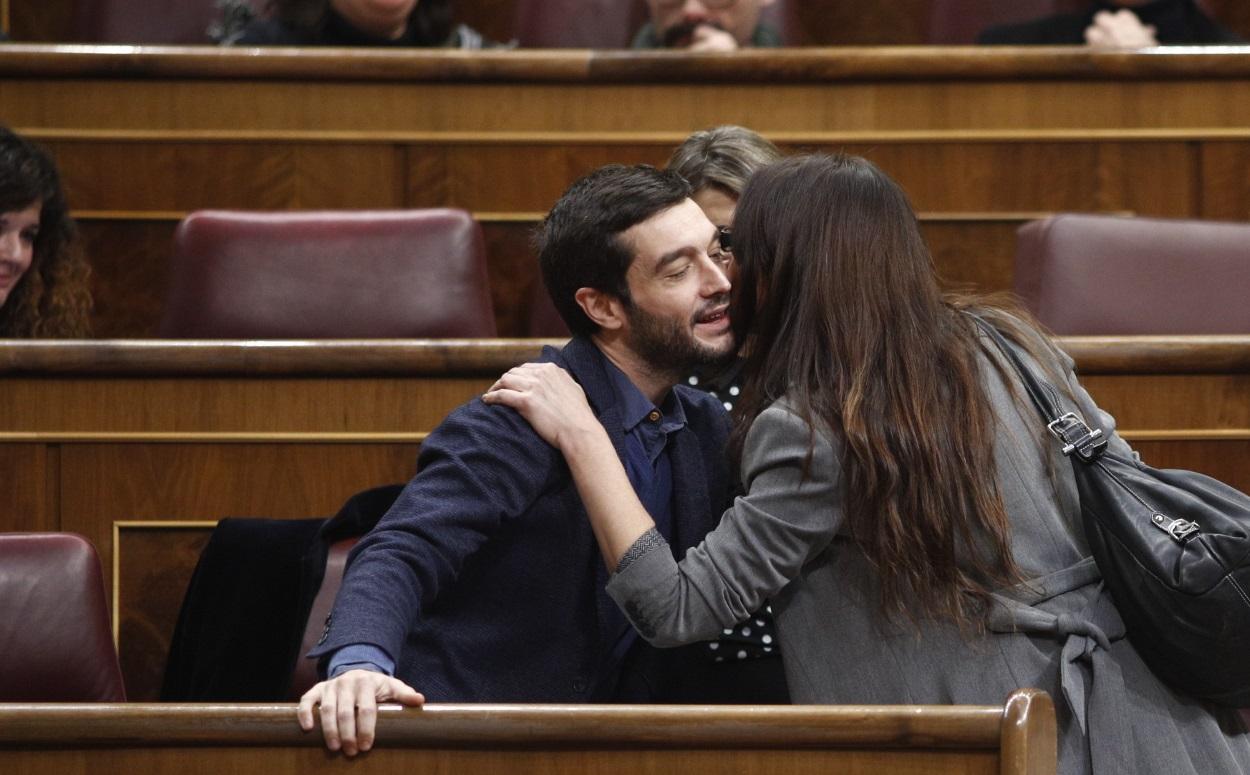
[655,0,740,10]
[717,226,733,253]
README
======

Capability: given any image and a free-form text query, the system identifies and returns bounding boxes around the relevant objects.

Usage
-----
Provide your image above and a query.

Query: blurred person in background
[634,0,781,51]
[232,0,490,48]
[979,0,1243,47]
[0,126,91,338]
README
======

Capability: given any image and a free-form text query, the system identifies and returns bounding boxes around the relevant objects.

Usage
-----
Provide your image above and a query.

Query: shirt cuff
[326,643,396,678]
[615,527,669,575]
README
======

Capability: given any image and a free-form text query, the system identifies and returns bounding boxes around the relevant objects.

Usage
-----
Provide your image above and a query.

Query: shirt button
[647,410,661,422]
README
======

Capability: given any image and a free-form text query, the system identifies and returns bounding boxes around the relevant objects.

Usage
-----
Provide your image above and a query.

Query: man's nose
[680,0,712,17]
[702,257,732,295]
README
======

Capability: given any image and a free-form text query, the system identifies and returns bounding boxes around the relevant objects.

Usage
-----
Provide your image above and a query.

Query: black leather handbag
[973,315,1250,707]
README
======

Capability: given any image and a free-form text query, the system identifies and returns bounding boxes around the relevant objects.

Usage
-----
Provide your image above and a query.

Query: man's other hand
[297,669,425,756]
[1085,9,1159,49]
[689,23,739,51]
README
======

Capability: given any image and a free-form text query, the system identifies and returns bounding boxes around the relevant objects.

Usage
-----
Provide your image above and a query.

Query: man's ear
[574,287,627,332]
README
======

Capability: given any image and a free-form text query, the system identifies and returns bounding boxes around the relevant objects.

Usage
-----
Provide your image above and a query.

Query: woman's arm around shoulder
[608,401,845,647]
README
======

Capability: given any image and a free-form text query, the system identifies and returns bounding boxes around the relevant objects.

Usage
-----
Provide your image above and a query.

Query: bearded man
[633,0,781,51]
[298,164,745,755]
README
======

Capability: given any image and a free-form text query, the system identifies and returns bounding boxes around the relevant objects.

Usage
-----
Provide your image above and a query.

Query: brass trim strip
[72,210,1126,225]
[5,430,1247,444]
[23,127,1250,145]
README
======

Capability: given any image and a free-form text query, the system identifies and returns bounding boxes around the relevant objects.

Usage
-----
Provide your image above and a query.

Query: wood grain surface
[0,690,1056,775]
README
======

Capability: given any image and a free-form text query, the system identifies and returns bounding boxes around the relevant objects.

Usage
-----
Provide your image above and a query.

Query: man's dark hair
[538,164,691,337]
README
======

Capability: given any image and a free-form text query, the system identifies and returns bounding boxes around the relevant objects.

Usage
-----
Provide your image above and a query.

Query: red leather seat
[0,533,126,701]
[159,209,496,339]
[74,0,222,44]
[1012,214,1250,335]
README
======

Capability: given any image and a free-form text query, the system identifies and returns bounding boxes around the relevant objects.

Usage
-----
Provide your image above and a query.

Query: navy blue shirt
[605,360,685,543]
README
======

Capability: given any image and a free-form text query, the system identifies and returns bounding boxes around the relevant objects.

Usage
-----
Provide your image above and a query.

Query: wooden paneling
[481,220,540,338]
[849,141,1194,215]
[0,691,1057,775]
[115,524,213,702]
[1200,142,1250,221]
[1078,373,1250,430]
[0,377,482,432]
[0,444,53,532]
[79,219,173,338]
[1131,439,1250,492]
[924,220,1021,292]
[45,141,405,212]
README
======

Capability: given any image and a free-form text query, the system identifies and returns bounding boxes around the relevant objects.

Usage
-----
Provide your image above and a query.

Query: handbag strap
[966,313,1109,463]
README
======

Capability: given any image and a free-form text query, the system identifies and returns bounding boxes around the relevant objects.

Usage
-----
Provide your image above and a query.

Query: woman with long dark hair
[485,154,1250,774]
[0,127,91,338]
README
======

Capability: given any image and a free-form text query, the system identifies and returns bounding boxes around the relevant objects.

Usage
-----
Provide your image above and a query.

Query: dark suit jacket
[308,336,732,701]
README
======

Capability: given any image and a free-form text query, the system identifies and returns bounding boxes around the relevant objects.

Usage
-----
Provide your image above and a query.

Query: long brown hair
[729,154,1060,628]
[0,127,91,338]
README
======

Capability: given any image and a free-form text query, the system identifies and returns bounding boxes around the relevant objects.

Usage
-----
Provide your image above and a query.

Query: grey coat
[609,334,1250,775]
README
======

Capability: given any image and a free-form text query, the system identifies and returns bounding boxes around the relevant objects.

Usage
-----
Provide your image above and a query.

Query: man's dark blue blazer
[308,336,732,701]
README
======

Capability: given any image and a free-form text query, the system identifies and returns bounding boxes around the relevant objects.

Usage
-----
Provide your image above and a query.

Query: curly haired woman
[0,127,91,338]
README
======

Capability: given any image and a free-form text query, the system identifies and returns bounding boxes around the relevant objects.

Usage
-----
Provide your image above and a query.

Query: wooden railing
[0,689,1057,775]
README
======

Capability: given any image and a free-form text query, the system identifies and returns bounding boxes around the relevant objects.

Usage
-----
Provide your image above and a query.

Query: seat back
[159,209,496,339]
[0,533,126,702]
[74,0,223,44]
[1012,214,1250,335]
[513,0,796,48]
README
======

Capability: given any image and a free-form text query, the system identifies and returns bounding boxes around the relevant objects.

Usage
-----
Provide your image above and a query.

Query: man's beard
[661,18,727,47]
[624,296,737,380]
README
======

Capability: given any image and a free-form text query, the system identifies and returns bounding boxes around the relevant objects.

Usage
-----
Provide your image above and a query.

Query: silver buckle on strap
[1047,412,1105,458]
[1151,513,1200,543]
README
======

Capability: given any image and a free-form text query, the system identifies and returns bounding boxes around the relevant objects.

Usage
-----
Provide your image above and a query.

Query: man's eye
[667,267,690,280]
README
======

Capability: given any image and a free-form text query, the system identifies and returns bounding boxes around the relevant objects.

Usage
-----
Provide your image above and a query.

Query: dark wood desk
[3,338,1249,699]
[3,46,1250,335]
[0,690,1057,775]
